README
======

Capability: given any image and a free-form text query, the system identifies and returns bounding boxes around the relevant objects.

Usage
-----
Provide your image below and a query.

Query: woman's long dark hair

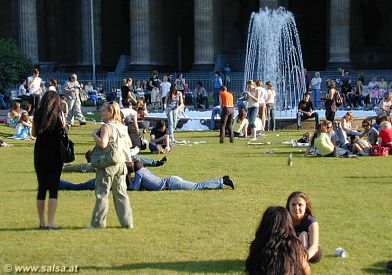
[168,84,178,98]
[237,108,247,123]
[245,206,305,275]
[309,123,322,148]
[33,90,62,134]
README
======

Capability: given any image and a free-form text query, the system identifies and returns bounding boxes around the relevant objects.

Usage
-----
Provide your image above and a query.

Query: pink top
[266,89,276,104]
[370,88,379,98]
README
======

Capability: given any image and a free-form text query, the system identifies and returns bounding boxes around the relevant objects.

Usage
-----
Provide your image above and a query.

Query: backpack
[370,145,389,156]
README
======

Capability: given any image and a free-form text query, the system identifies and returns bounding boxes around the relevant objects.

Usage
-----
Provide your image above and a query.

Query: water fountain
[244,7,306,112]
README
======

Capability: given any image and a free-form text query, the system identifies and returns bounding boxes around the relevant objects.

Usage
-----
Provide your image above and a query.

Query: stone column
[149,0,164,67]
[259,0,280,10]
[193,0,214,70]
[329,0,350,64]
[81,0,101,65]
[129,0,150,69]
[18,0,38,63]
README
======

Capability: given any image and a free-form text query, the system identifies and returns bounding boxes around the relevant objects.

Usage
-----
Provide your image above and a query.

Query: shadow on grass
[0,226,85,232]
[345,176,392,179]
[1,189,36,192]
[0,226,139,232]
[246,151,306,157]
[82,259,244,273]
[361,260,389,274]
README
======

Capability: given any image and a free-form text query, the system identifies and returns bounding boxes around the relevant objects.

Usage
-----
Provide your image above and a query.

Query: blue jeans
[0,93,8,109]
[346,129,360,136]
[213,89,220,107]
[165,108,179,140]
[210,106,222,130]
[59,179,96,190]
[335,124,349,148]
[267,104,275,131]
[133,155,158,166]
[247,107,259,129]
[312,89,320,109]
[297,112,319,128]
[166,176,223,190]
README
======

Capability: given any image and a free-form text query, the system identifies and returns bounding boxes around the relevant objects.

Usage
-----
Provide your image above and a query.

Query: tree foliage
[0,39,32,91]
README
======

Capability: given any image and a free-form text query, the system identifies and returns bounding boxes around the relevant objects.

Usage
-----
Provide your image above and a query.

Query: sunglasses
[362,124,370,127]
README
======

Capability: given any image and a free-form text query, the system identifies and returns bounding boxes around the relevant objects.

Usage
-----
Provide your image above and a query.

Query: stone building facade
[0,0,391,71]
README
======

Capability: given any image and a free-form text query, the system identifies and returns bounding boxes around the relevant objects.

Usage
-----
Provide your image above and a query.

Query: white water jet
[244,7,306,111]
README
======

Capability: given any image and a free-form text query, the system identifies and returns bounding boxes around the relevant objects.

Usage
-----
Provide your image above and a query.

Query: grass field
[0,122,391,274]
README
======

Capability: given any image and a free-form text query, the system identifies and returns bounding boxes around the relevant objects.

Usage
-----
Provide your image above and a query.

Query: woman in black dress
[121,78,136,107]
[32,91,66,230]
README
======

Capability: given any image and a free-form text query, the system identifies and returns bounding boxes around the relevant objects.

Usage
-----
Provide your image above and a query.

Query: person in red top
[378,121,392,153]
[219,85,234,143]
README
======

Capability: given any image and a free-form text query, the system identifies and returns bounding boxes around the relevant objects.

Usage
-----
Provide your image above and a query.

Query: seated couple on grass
[246,191,321,275]
[60,160,235,191]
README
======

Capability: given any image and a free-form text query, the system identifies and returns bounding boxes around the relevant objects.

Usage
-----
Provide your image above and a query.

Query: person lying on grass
[59,160,234,191]
[62,149,167,173]
[128,160,235,191]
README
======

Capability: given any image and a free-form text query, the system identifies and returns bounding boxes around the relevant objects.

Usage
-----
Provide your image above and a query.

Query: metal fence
[9,69,392,104]
[38,71,247,98]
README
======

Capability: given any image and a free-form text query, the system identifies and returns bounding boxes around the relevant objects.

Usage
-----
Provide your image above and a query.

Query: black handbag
[59,128,75,163]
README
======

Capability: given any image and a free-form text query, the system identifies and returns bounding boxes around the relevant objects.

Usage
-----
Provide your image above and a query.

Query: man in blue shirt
[129,160,235,191]
[59,159,235,191]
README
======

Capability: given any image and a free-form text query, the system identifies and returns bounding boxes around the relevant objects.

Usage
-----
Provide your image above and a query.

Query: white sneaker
[130,146,140,156]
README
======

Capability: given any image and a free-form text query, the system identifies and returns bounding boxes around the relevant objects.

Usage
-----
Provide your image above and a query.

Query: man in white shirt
[27,68,42,114]
[310,72,322,109]
[159,75,171,110]
[121,101,139,133]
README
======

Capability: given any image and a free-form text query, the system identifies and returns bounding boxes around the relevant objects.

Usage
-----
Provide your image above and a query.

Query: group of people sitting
[304,112,392,157]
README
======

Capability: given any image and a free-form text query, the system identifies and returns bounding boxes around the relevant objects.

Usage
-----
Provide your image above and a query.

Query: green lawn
[0,123,391,274]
